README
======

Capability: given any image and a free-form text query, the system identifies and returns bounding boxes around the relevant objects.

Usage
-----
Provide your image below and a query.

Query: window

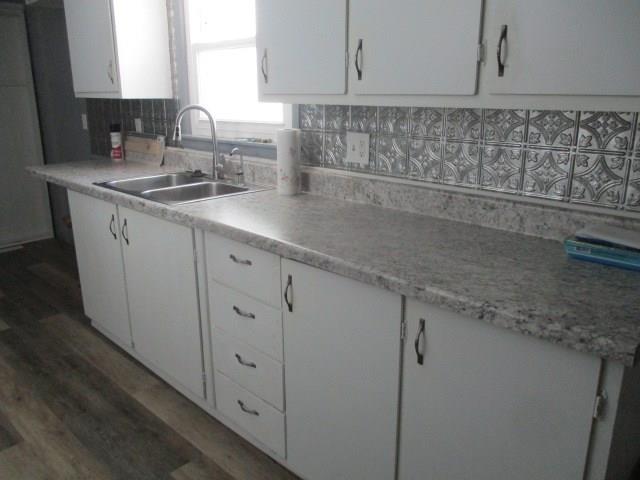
[184,0,287,141]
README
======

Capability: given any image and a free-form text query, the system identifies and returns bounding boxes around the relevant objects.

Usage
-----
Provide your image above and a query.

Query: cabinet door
[63,0,119,94]
[256,0,347,95]
[399,299,601,480]
[350,0,483,95]
[68,191,130,345]
[119,207,204,398]
[488,0,640,95]
[282,259,401,480]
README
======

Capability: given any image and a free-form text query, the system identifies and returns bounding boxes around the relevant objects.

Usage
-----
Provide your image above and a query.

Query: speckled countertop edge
[28,160,640,366]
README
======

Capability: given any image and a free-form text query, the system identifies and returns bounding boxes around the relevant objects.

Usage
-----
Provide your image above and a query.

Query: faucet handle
[215,162,225,180]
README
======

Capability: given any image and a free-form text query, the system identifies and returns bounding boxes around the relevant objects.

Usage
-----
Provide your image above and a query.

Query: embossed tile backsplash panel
[86,98,180,157]
[299,105,640,212]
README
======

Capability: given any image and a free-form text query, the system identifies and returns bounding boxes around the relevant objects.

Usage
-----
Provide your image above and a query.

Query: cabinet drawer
[213,329,284,411]
[205,233,281,308]
[215,371,285,458]
[210,282,283,361]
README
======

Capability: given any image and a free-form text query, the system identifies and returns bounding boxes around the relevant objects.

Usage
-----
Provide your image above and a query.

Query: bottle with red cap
[110,123,123,162]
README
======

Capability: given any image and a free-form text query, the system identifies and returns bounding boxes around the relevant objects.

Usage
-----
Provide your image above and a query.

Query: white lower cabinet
[118,206,204,398]
[69,193,205,399]
[281,258,402,480]
[206,232,286,455]
[399,298,602,480]
[214,370,286,457]
[212,329,284,411]
[205,232,282,308]
[68,191,131,345]
[69,193,639,480]
[209,282,283,362]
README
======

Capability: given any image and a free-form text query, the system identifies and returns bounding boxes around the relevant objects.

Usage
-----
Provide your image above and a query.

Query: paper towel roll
[277,128,301,196]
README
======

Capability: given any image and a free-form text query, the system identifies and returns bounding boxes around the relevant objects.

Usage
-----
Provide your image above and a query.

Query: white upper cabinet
[399,299,602,480]
[63,0,172,98]
[256,0,347,95]
[63,0,118,96]
[349,0,483,95]
[488,0,640,95]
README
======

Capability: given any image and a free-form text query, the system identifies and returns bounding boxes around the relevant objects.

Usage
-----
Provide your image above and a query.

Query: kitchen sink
[101,172,208,192]
[142,182,249,205]
[96,172,270,205]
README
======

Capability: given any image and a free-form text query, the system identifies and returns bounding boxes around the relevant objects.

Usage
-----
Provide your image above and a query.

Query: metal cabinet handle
[109,214,117,239]
[355,39,363,80]
[261,49,268,83]
[229,254,252,266]
[414,318,426,365]
[235,353,257,369]
[121,218,129,245]
[497,25,507,77]
[233,305,255,319]
[107,60,114,84]
[284,274,293,312]
[237,399,259,416]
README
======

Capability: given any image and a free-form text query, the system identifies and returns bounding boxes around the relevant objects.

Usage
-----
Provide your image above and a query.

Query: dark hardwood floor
[0,239,298,480]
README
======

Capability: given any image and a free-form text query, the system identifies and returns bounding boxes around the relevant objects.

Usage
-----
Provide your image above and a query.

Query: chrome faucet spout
[173,104,220,181]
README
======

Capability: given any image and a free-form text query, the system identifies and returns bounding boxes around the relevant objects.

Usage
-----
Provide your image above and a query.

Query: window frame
[183,0,291,142]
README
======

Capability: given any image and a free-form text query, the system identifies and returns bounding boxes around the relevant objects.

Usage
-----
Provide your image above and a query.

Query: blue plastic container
[564,238,640,272]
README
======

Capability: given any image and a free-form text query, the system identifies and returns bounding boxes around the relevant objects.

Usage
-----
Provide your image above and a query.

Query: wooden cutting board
[124,135,165,164]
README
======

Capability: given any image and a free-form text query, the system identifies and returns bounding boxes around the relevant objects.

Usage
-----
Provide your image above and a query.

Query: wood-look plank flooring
[0,239,298,480]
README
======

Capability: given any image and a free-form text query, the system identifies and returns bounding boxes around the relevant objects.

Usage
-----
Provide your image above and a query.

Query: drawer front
[213,329,284,411]
[210,282,283,361]
[215,371,285,458]
[205,232,281,308]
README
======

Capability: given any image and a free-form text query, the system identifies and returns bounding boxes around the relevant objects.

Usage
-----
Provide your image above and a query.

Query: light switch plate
[134,118,143,133]
[346,131,370,167]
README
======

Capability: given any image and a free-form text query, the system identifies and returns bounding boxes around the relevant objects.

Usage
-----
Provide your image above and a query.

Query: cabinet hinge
[400,317,407,341]
[345,50,350,72]
[202,371,207,391]
[593,391,607,420]
[477,41,486,63]
[193,248,198,265]
[131,340,135,350]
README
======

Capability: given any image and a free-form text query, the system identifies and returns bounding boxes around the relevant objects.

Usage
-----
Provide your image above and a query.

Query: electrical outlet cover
[346,131,370,167]
[134,118,143,133]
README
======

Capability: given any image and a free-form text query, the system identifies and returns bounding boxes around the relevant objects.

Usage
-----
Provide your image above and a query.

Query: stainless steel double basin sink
[96,172,268,205]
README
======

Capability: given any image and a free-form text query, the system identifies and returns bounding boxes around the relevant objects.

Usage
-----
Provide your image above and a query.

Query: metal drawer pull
[229,254,252,266]
[235,353,257,369]
[109,214,117,239]
[233,305,255,319]
[414,318,426,365]
[497,25,507,77]
[107,60,114,84]
[355,39,363,80]
[121,218,129,245]
[237,399,259,416]
[261,48,268,83]
[284,274,293,312]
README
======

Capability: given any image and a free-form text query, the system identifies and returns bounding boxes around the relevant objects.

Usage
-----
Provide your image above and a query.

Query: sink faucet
[173,104,221,181]
[229,147,244,185]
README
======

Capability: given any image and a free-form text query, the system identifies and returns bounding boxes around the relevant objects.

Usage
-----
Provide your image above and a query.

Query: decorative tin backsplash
[86,98,180,156]
[299,105,640,212]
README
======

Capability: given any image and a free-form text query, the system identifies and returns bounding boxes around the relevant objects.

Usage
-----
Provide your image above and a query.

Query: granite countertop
[29,160,640,366]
